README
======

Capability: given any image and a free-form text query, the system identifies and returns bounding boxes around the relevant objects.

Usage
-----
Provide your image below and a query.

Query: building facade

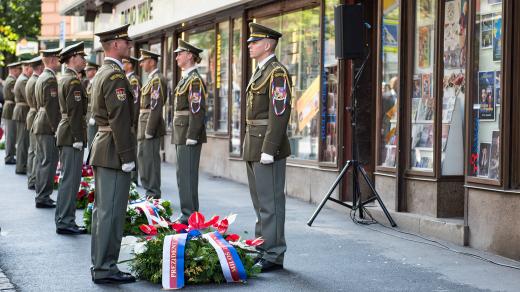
[61,0,520,261]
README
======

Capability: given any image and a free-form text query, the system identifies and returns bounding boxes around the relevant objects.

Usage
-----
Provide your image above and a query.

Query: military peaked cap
[95,24,131,42]
[59,42,86,63]
[122,56,139,66]
[40,47,62,57]
[247,23,282,43]
[85,61,99,70]
[174,39,203,55]
[138,49,160,62]
[24,56,42,67]
[7,61,22,68]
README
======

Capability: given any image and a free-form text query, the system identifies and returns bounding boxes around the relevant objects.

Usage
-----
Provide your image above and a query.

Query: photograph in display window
[493,15,502,61]
[488,130,500,179]
[478,71,495,120]
[418,26,431,68]
[478,142,491,177]
[480,14,493,49]
[444,0,467,69]
[495,70,501,105]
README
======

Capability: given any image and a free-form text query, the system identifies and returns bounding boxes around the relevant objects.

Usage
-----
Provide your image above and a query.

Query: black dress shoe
[28,185,35,190]
[56,226,87,235]
[253,258,283,272]
[5,160,16,165]
[15,171,26,175]
[93,271,136,284]
[35,201,56,208]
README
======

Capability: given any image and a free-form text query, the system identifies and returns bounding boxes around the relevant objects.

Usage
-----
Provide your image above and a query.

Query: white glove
[145,133,153,139]
[72,142,83,150]
[186,139,198,146]
[89,118,95,126]
[260,153,274,165]
[122,161,135,172]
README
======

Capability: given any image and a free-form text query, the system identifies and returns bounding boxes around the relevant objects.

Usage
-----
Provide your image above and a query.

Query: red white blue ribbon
[202,232,247,283]
[162,233,188,289]
[130,201,164,226]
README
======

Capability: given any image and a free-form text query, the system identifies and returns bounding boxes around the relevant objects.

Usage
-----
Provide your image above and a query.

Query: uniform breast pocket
[173,117,189,139]
[247,125,267,140]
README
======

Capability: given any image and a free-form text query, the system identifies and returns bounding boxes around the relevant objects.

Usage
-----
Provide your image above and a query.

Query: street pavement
[0,150,519,291]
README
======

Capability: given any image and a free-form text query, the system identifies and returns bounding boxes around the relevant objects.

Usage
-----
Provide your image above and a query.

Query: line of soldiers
[1,21,291,283]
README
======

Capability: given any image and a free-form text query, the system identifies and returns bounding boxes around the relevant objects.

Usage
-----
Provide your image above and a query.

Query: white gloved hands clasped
[122,161,135,172]
[72,142,83,150]
[186,139,198,146]
[260,153,274,165]
[89,118,96,126]
[145,133,153,139]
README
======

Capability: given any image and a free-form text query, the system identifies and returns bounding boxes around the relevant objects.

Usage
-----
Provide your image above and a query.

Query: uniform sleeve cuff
[261,140,278,156]
[119,147,136,164]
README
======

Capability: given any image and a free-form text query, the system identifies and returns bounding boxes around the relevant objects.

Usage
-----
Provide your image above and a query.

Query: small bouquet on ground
[129,212,262,288]
[83,196,173,235]
[75,177,95,209]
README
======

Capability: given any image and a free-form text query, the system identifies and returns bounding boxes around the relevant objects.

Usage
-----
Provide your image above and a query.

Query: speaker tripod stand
[307,48,396,228]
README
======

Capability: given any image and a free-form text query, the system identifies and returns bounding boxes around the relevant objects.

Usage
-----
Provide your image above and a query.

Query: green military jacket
[25,73,39,131]
[137,69,166,140]
[242,56,292,162]
[171,68,207,145]
[89,59,136,169]
[33,68,60,135]
[56,68,87,147]
[2,75,17,120]
[12,73,30,122]
[85,78,93,122]
[127,72,141,133]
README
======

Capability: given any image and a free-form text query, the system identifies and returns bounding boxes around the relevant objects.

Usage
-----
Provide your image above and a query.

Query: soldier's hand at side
[122,161,135,172]
[72,142,83,150]
[186,139,198,146]
[89,118,96,126]
[145,133,153,139]
[260,153,274,164]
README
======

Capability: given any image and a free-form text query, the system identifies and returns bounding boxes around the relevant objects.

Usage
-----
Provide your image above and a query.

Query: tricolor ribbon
[130,201,165,226]
[202,232,247,283]
[162,233,188,289]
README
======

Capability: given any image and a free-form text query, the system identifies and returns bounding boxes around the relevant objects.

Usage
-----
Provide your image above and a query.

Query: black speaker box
[334,4,365,59]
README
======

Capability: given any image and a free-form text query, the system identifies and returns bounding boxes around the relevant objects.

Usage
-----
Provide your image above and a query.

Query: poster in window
[418,0,434,22]
[493,15,502,61]
[470,109,479,176]
[478,71,495,120]
[480,14,493,49]
[417,124,434,147]
[495,70,501,105]
[413,76,422,99]
[444,0,467,69]
[383,19,399,53]
[478,142,491,177]
[418,26,431,68]
[488,130,500,179]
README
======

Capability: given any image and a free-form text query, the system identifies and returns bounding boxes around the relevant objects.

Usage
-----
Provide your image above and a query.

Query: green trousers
[34,134,58,204]
[27,132,36,188]
[137,138,161,198]
[4,119,16,163]
[91,166,131,279]
[15,121,28,173]
[175,144,202,222]
[246,159,287,265]
[55,146,83,229]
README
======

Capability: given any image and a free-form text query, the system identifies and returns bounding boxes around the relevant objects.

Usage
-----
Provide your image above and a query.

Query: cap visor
[174,47,186,53]
[247,37,264,43]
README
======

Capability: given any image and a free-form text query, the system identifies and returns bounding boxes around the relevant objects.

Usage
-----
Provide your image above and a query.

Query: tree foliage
[0,0,41,66]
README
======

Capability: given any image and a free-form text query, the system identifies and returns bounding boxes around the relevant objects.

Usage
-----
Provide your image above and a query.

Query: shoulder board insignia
[70,79,80,85]
[110,73,125,80]
[130,78,139,85]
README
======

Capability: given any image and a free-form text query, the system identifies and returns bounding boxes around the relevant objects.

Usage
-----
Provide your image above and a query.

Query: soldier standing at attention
[55,42,88,235]
[84,61,98,150]
[3,62,22,165]
[171,40,206,224]
[33,47,62,209]
[244,23,292,272]
[122,57,140,185]
[89,24,136,284]
[137,49,166,198]
[12,60,33,174]
[25,56,44,190]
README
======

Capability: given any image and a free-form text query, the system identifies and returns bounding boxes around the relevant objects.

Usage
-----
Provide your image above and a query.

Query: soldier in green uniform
[89,24,136,284]
[33,47,62,208]
[55,42,88,235]
[172,39,206,224]
[12,60,33,173]
[244,23,292,272]
[123,57,140,185]
[2,62,22,165]
[25,56,44,190]
[137,49,166,198]
[85,61,98,150]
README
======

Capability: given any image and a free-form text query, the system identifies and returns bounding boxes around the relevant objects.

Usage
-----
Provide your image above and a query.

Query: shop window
[257,6,321,160]
[216,21,230,133]
[378,0,400,168]
[186,29,216,131]
[468,1,502,181]
[410,0,437,172]
[230,18,243,156]
[441,0,468,175]
[164,35,174,132]
[321,0,340,164]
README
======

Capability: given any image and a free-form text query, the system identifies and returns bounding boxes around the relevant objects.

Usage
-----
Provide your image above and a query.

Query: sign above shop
[16,38,38,56]
[120,0,154,26]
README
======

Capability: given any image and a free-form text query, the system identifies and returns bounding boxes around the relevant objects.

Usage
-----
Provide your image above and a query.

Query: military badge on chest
[271,73,288,116]
[115,88,127,101]
[74,91,82,102]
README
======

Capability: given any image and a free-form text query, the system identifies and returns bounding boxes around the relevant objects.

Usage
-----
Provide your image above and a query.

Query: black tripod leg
[358,166,397,227]
[307,161,352,226]
[352,161,364,219]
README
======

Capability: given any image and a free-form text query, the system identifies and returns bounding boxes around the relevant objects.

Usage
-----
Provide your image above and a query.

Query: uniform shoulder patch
[74,90,82,102]
[115,88,127,101]
[110,73,125,80]
[270,66,290,116]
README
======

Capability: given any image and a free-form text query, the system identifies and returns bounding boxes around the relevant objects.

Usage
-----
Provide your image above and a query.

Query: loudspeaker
[335,4,365,59]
